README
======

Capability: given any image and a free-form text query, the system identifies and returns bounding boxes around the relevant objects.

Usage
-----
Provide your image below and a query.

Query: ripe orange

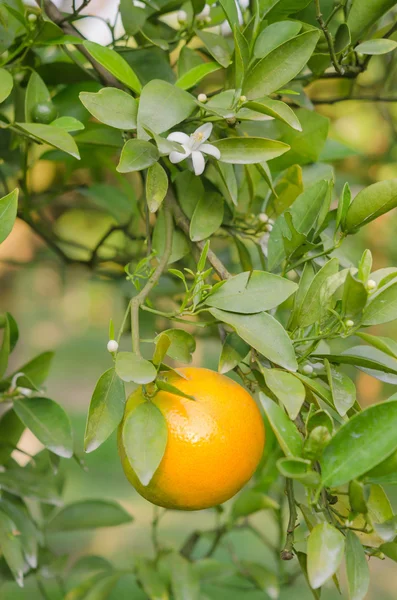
[118,367,265,510]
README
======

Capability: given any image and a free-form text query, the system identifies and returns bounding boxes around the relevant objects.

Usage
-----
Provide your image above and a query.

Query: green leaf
[243,30,320,98]
[0,498,38,569]
[254,20,302,58]
[356,332,397,360]
[137,79,196,138]
[13,397,73,458]
[175,62,222,90]
[153,208,190,264]
[297,258,339,327]
[321,398,397,487]
[325,361,356,417]
[358,249,372,282]
[8,351,54,387]
[297,552,321,600]
[345,530,370,600]
[317,346,397,381]
[259,392,303,456]
[115,352,157,384]
[218,332,250,374]
[136,558,169,600]
[170,553,200,600]
[212,137,290,164]
[205,270,297,314]
[362,278,397,325]
[0,68,13,103]
[0,409,24,465]
[24,71,51,122]
[190,191,224,242]
[356,38,397,55]
[0,188,18,245]
[51,116,85,132]
[80,183,134,223]
[156,379,196,401]
[79,88,138,130]
[0,509,24,587]
[307,523,345,589]
[209,308,298,371]
[347,0,396,42]
[120,0,147,35]
[232,489,279,520]
[342,270,367,318]
[219,0,239,28]
[16,122,80,159]
[196,30,231,68]
[117,139,159,172]
[146,162,168,213]
[152,332,171,367]
[84,41,141,93]
[344,179,397,232]
[155,329,196,363]
[264,369,305,420]
[84,368,125,453]
[122,402,168,486]
[295,372,334,410]
[47,499,133,531]
[277,457,320,486]
[242,96,302,131]
[82,573,122,600]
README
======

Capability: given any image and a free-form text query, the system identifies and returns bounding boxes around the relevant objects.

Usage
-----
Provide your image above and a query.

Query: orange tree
[1,0,397,597]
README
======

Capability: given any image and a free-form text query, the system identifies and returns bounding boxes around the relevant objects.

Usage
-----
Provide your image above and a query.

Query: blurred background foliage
[2,0,397,598]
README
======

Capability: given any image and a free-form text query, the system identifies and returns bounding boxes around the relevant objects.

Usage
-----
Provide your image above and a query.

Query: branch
[314,0,344,76]
[167,193,231,280]
[281,479,298,561]
[312,95,397,105]
[130,197,174,355]
[35,0,123,88]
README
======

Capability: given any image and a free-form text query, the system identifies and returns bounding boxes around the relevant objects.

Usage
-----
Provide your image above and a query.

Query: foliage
[1,0,397,598]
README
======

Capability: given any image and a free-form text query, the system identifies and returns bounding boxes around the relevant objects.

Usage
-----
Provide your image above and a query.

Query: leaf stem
[130,197,173,355]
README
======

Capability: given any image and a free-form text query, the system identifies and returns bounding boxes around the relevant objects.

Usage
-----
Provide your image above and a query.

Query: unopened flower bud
[28,12,37,22]
[107,339,119,353]
[259,213,269,223]
[239,95,247,103]
[265,223,273,232]
[198,93,207,103]
[345,319,354,328]
[367,279,377,291]
[303,364,313,375]
[177,9,188,23]
[204,15,211,23]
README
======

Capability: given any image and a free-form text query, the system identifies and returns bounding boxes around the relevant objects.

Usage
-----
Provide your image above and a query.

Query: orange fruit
[118,367,265,510]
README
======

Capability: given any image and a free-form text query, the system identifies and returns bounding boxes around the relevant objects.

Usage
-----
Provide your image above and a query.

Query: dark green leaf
[0,68,13,103]
[156,379,196,401]
[196,30,231,68]
[146,162,168,213]
[79,88,138,130]
[307,523,345,589]
[24,71,51,122]
[212,136,290,164]
[243,30,320,98]
[0,498,38,569]
[317,346,397,381]
[347,0,396,42]
[120,0,147,35]
[189,191,224,241]
[0,509,24,587]
[0,189,18,245]
[122,402,168,486]
[84,368,125,453]
[297,258,339,327]
[321,398,397,487]
[259,392,303,456]
[242,96,302,131]
[47,499,133,531]
[13,397,73,458]
[254,20,302,59]
[342,270,367,318]
[206,270,297,313]
[9,351,54,387]
[0,409,24,465]
[115,352,157,384]
[84,41,141,93]
[210,308,298,371]
[117,139,159,172]
[336,182,351,230]
[218,332,250,374]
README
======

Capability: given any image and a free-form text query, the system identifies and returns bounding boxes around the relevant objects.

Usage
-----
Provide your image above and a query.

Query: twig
[311,95,397,105]
[130,197,173,355]
[167,192,231,280]
[281,479,298,561]
[314,0,344,75]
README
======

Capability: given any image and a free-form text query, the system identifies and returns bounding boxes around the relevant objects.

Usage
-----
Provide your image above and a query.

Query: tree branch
[314,0,344,76]
[35,0,123,88]
[167,193,231,280]
[281,479,298,561]
[312,95,397,105]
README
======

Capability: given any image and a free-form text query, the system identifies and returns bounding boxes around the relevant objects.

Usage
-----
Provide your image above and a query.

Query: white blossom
[197,93,207,103]
[167,123,220,176]
[107,339,119,353]
[367,279,377,290]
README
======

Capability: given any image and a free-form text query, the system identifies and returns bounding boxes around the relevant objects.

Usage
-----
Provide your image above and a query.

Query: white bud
[259,213,269,223]
[367,279,377,291]
[198,93,207,103]
[177,10,188,23]
[204,15,211,23]
[287,270,297,280]
[302,364,313,375]
[239,95,247,103]
[28,13,37,22]
[107,339,119,353]
[345,319,354,328]
[265,223,273,232]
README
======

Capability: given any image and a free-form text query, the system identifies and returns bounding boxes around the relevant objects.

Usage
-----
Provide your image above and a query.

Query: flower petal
[191,151,205,175]
[167,131,190,144]
[194,122,213,143]
[200,143,221,159]
[169,147,190,163]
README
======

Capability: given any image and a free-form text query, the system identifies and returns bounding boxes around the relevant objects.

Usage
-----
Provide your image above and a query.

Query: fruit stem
[130,197,174,355]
